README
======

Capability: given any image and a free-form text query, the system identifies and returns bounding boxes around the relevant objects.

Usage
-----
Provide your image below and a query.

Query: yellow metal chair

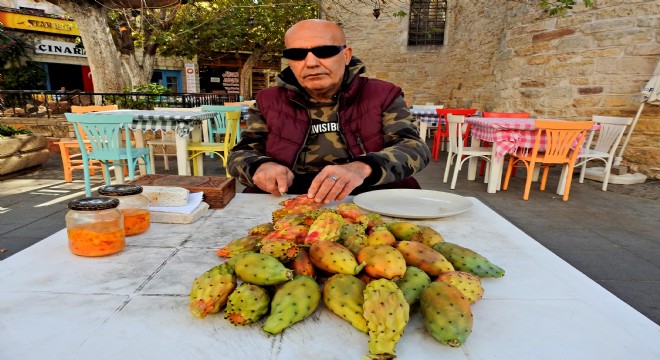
[187,110,241,176]
[502,120,593,201]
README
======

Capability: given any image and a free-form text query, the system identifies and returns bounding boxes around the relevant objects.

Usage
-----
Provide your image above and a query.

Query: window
[408,0,447,46]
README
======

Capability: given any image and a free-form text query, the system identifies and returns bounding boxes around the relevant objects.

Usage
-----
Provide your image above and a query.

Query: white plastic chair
[576,115,632,191]
[444,114,492,189]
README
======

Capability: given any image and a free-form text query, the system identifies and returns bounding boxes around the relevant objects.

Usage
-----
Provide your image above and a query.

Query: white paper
[148,192,204,214]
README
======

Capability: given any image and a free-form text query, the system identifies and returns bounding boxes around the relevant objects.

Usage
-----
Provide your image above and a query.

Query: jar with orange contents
[98,184,151,236]
[66,197,125,257]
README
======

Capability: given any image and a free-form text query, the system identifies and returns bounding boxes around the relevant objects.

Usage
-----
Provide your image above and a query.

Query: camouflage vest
[256,76,403,168]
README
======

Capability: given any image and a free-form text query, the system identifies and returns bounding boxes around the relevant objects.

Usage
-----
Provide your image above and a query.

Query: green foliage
[0,61,47,90]
[105,83,172,109]
[540,0,593,16]
[0,124,32,138]
[0,26,31,69]
[128,83,172,95]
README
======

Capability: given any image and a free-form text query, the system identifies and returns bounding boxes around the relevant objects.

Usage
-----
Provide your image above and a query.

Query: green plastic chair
[65,113,152,197]
[201,105,244,158]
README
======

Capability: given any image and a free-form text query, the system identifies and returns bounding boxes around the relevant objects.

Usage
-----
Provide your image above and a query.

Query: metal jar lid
[98,184,144,196]
[68,197,120,211]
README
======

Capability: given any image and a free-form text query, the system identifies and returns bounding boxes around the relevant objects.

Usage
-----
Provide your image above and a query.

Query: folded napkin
[149,192,204,214]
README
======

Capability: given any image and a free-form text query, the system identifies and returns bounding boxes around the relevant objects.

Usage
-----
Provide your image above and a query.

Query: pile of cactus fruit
[189,194,505,359]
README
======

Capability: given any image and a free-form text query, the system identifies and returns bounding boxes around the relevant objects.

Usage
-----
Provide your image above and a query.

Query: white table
[93,110,217,176]
[1,194,658,359]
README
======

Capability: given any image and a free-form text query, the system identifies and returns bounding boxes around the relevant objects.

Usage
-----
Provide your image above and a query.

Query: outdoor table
[92,109,217,176]
[410,108,440,139]
[1,193,658,359]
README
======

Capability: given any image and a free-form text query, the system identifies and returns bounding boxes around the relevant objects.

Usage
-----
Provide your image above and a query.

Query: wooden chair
[187,110,241,177]
[502,120,593,201]
[480,112,531,176]
[65,113,152,197]
[56,105,118,182]
[432,108,477,161]
[444,114,493,189]
[576,115,632,191]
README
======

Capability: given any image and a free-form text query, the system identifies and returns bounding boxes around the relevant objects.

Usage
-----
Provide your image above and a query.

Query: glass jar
[98,184,151,236]
[66,197,125,257]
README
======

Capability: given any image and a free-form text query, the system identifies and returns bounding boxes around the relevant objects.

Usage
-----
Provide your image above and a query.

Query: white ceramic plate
[353,189,472,219]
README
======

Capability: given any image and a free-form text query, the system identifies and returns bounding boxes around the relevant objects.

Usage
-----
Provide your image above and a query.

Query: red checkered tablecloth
[465,118,539,159]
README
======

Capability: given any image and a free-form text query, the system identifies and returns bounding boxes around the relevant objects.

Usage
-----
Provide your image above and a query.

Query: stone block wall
[328,0,660,178]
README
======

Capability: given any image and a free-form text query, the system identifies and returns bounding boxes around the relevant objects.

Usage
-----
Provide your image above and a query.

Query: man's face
[284,23,352,101]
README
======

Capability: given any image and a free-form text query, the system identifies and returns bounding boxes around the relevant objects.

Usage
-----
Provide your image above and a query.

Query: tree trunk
[48,1,126,92]
[240,48,262,100]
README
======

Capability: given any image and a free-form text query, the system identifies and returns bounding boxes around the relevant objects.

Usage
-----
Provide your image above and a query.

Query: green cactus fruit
[395,241,454,277]
[304,212,345,244]
[215,235,263,258]
[309,241,366,275]
[322,274,368,333]
[357,244,407,280]
[409,225,445,247]
[235,252,294,286]
[342,232,368,255]
[259,239,299,263]
[288,247,315,278]
[339,222,367,241]
[247,222,275,236]
[436,271,484,304]
[395,266,432,305]
[263,275,321,334]
[432,242,505,278]
[366,225,397,246]
[224,283,270,325]
[189,262,237,319]
[386,221,423,241]
[363,279,410,359]
[420,282,473,347]
[355,212,384,230]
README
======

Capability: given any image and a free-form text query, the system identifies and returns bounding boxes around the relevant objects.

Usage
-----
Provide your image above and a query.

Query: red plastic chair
[432,108,477,161]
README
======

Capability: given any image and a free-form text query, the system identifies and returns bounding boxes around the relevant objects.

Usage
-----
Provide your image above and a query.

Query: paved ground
[1,151,658,325]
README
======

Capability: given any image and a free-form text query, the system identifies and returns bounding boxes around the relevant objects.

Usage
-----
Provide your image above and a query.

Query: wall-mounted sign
[222,71,240,94]
[184,63,199,93]
[0,11,79,36]
[35,40,86,57]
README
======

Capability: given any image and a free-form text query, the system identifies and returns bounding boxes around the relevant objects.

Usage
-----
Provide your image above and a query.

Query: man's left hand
[307,162,373,204]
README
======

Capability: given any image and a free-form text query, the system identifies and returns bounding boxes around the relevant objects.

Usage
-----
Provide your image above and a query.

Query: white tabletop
[1,194,658,359]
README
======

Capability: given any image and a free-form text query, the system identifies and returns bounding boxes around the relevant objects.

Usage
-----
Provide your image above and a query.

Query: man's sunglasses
[282,45,347,61]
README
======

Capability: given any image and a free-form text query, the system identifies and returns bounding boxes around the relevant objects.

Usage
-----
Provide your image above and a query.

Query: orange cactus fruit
[272,204,318,223]
[262,224,309,245]
[273,213,308,230]
[304,212,345,244]
[366,225,397,246]
[309,241,365,275]
[335,202,364,222]
[247,222,275,237]
[357,244,407,280]
[216,235,263,258]
[279,194,321,208]
[288,247,315,278]
[395,241,454,277]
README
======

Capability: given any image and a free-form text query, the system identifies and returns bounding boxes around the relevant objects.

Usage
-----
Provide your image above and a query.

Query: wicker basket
[129,175,236,209]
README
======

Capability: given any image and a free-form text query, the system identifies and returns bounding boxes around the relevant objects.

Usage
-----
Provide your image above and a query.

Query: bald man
[228,19,431,203]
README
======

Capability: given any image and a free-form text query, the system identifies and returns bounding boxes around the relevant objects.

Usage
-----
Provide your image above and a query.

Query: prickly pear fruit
[304,212,345,244]
[309,241,365,275]
[335,202,364,222]
[366,225,396,246]
[363,279,410,359]
[396,241,454,277]
[259,239,299,263]
[386,221,423,241]
[420,282,473,347]
[272,204,318,223]
[288,247,315,278]
[342,232,368,255]
[224,283,270,325]
[216,236,263,258]
[189,262,237,319]
[355,212,384,229]
[263,275,321,334]
[262,224,309,244]
[410,225,445,247]
[279,194,320,208]
[234,252,293,286]
[432,242,505,278]
[339,222,367,241]
[436,271,484,304]
[322,274,368,333]
[395,266,432,305]
[247,222,275,236]
[273,213,307,230]
[357,244,407,280]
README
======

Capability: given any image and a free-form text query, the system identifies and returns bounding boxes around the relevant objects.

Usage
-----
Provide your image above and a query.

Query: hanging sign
[35,40,86,57]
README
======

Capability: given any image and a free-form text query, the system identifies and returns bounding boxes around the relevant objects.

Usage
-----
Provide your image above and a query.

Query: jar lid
[68,197,120,211]
[98,184,144,196]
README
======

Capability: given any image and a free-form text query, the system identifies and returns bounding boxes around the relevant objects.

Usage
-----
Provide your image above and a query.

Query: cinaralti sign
[0,11,79,36]
[35,40,86,57]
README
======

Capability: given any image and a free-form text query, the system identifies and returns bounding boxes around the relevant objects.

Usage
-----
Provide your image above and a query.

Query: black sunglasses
[282,45,347,61]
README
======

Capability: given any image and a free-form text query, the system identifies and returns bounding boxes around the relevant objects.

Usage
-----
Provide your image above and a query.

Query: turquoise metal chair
[201,105,244,158]
[65,113,152,197]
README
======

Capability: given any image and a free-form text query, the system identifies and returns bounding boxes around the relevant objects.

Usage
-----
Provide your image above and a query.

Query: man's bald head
[284,19,346,48]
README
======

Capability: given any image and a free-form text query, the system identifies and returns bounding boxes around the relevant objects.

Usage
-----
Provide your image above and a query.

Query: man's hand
[307,162,373,204]
[253,162,294,196]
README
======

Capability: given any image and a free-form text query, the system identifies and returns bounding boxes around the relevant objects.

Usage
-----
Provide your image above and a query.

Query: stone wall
[328,0,660,178]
